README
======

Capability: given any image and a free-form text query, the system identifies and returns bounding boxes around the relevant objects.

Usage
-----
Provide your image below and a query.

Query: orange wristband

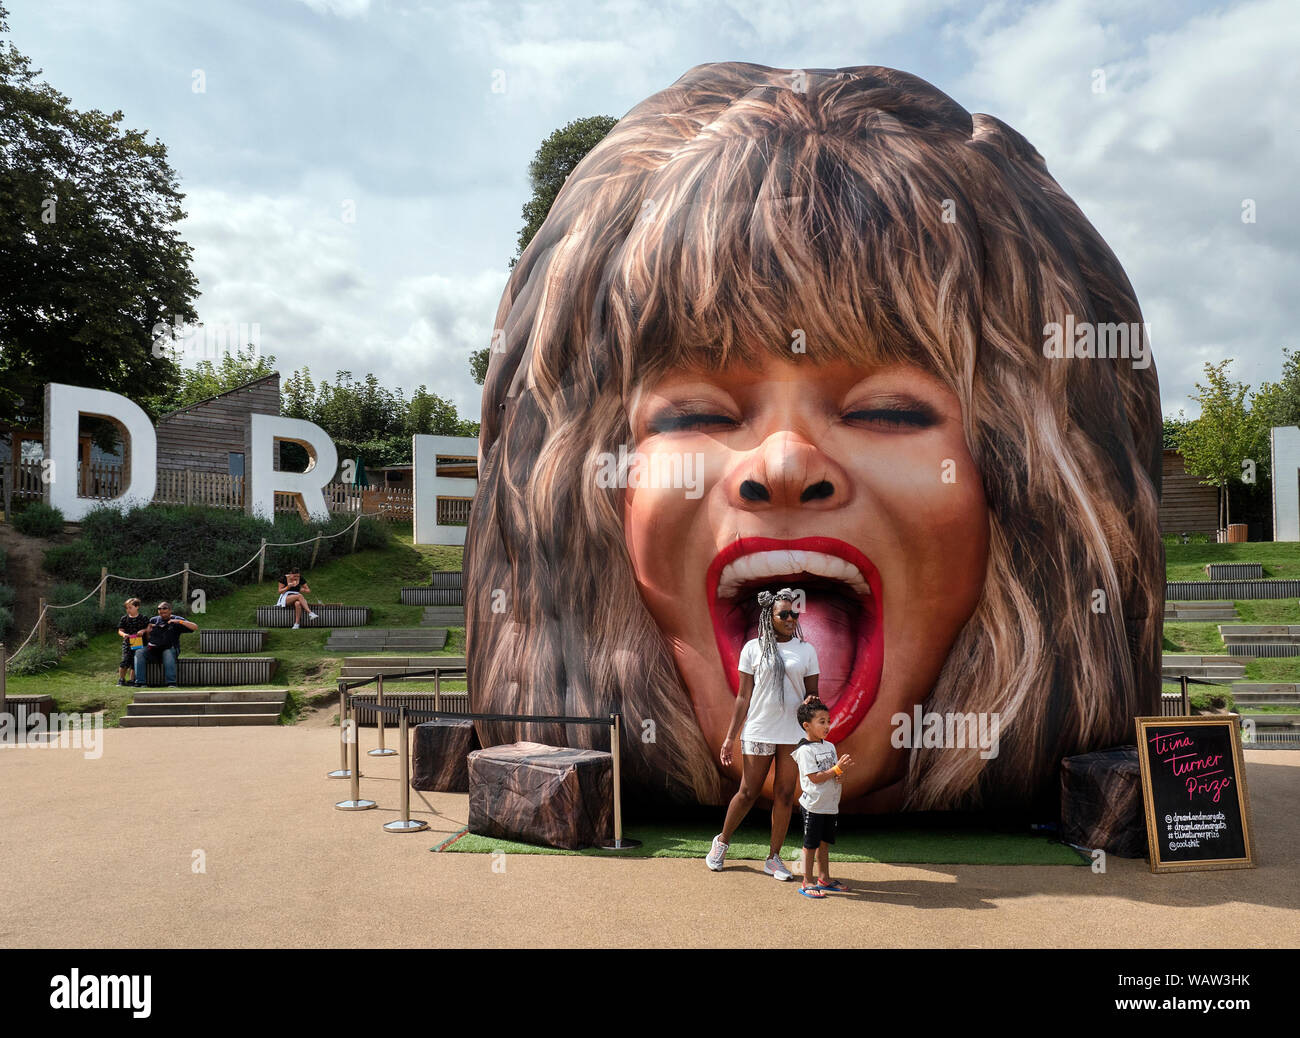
[832,764,843,777]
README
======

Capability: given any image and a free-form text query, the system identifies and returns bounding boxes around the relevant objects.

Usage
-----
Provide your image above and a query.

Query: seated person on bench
[139,601,198,687]
[277,568,319,629]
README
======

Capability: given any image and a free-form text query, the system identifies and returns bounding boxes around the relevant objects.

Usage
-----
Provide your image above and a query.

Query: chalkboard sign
[1135,716,1257,874]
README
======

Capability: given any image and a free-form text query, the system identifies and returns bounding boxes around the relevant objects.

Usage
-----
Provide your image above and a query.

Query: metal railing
[327,666,639,850]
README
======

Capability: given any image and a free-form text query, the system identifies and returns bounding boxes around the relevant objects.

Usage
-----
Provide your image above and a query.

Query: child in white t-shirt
[791,698,853,898]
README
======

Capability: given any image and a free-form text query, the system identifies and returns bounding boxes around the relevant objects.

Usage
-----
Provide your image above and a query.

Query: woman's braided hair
[756,588,805,706]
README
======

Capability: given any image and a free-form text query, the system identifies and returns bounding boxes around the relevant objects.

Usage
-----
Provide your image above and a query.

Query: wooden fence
[2,461,395,520]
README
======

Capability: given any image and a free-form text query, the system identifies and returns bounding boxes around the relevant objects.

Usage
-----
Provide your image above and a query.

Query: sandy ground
[1,712,1297,949]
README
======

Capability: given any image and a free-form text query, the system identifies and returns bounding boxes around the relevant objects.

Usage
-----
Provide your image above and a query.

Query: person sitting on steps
[277,568,319,629]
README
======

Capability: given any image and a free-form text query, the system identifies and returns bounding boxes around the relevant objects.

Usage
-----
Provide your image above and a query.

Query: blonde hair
[467,63,1163,811]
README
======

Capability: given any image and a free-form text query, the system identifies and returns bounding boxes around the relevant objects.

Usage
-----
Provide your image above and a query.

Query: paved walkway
[1,718,1296,948]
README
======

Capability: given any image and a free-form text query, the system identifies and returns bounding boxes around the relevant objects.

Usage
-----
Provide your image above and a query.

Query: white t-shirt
[737,636,819,746]
[792,739,840,814]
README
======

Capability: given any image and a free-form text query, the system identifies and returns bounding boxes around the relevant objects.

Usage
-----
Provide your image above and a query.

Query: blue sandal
[799,884,826,899]
[816,879,847,892]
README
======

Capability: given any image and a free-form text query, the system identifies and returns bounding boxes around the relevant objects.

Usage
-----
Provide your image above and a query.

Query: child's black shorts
[119,642,135,669]
[802,807,837,849]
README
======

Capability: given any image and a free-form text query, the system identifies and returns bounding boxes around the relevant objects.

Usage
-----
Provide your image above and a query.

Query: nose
[726,431,849,512]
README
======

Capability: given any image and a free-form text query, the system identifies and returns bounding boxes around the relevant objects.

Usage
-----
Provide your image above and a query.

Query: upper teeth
[716,550,871,601]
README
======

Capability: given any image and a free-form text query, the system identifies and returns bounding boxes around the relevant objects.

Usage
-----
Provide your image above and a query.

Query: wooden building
[155,373,281,476]
[1159,448,1219,537]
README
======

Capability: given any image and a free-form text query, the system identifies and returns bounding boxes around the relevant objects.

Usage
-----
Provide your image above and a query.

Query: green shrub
[48,583,117,638]
[0,584,14,610]
[41,503,390,614]
[12,501,65,538]
[0,604,12,638]
[7,642,60,675]
[1190,688,1236,712]
[0,544,7,577]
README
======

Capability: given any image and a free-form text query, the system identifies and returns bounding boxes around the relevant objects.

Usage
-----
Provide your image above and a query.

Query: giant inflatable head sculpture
[467,63,1164,815]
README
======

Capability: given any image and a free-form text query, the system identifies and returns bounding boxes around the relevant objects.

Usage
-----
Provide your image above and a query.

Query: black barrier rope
[338,665,466,692]
[350,699,615,727]
[329,690,640,849]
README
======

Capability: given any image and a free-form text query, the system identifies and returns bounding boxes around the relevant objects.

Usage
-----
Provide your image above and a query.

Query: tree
[1180,360,1267,529]
[1162,411,1191,451]
[469,114,618,386]
[279,368,476,471]
[0,2,198,434]
[145,343,276,415]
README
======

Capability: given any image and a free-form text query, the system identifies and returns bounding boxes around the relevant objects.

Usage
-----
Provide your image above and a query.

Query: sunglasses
[776,610,797,620]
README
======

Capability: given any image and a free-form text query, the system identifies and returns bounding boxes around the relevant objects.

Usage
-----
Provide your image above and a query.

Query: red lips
[705,536,884,741]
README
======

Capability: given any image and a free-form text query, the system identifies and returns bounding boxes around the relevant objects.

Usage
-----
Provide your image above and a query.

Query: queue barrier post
[368,672,397,757]
[327,681,351,778]
[600,712,640,851]
[384,707,428,834]
[336,707,376,811]
[1180,675,1190,715]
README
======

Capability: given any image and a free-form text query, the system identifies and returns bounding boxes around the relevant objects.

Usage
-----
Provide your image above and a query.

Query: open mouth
[706,537,884,742]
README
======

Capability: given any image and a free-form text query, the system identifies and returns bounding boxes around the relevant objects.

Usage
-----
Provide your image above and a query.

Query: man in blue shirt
[139,601,198,687]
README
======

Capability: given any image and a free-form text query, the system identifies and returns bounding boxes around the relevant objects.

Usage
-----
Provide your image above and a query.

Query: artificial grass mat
[437,821,1087,865]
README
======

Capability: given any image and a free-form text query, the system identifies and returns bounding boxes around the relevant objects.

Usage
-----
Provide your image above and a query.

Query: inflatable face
[468,63,1164,815]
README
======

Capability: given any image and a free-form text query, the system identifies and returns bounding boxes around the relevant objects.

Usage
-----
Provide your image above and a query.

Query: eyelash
[843,407,938,429]
[648,406,938,433]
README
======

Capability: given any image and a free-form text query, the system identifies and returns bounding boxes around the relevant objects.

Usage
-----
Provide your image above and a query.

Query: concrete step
[1166,609,1240,621]
[131,689,289,704]
[1231,683,1300,694]
[342,656,466,668]
[1233,693,1300,706]
[126,701,286,716]
[1243,713,1300,726]
[119,713,281,727]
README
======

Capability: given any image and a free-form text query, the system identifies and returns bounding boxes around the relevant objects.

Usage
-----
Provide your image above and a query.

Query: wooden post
[186,469,193,506]
[258,538,267,584]
[181,562,190,607]
[38,598,46,648]
[310,532,322,569]
[1,643,7,720]
[99,566,108,611]
[2,459,12,521]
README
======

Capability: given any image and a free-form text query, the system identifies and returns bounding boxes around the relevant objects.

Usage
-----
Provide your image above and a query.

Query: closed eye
[647,412,739,434]
[843,405,938,429]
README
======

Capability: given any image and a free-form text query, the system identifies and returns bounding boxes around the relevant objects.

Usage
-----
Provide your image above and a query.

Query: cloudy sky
[6,0,1297,421]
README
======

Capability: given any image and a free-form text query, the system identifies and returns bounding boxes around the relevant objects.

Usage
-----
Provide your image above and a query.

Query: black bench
[199,629,268,653]
[400,588,463,606]
[141,657,278,687]
[255,605,371,628]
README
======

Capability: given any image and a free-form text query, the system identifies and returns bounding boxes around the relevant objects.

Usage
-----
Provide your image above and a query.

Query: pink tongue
[746,593,858,710]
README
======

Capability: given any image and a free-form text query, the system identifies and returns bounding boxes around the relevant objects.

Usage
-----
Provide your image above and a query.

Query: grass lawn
[1164,542,1300,581]
[6,531,464,725]
[441,820,1087,865]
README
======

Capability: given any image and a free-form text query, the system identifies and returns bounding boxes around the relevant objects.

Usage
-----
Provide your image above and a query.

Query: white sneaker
[292,622,300,630]
[764,854,793,881]
[706,835,729,871]
[308,611,319,621]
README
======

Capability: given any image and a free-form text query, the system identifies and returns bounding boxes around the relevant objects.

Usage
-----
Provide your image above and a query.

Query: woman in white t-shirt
[705,588,819,880]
